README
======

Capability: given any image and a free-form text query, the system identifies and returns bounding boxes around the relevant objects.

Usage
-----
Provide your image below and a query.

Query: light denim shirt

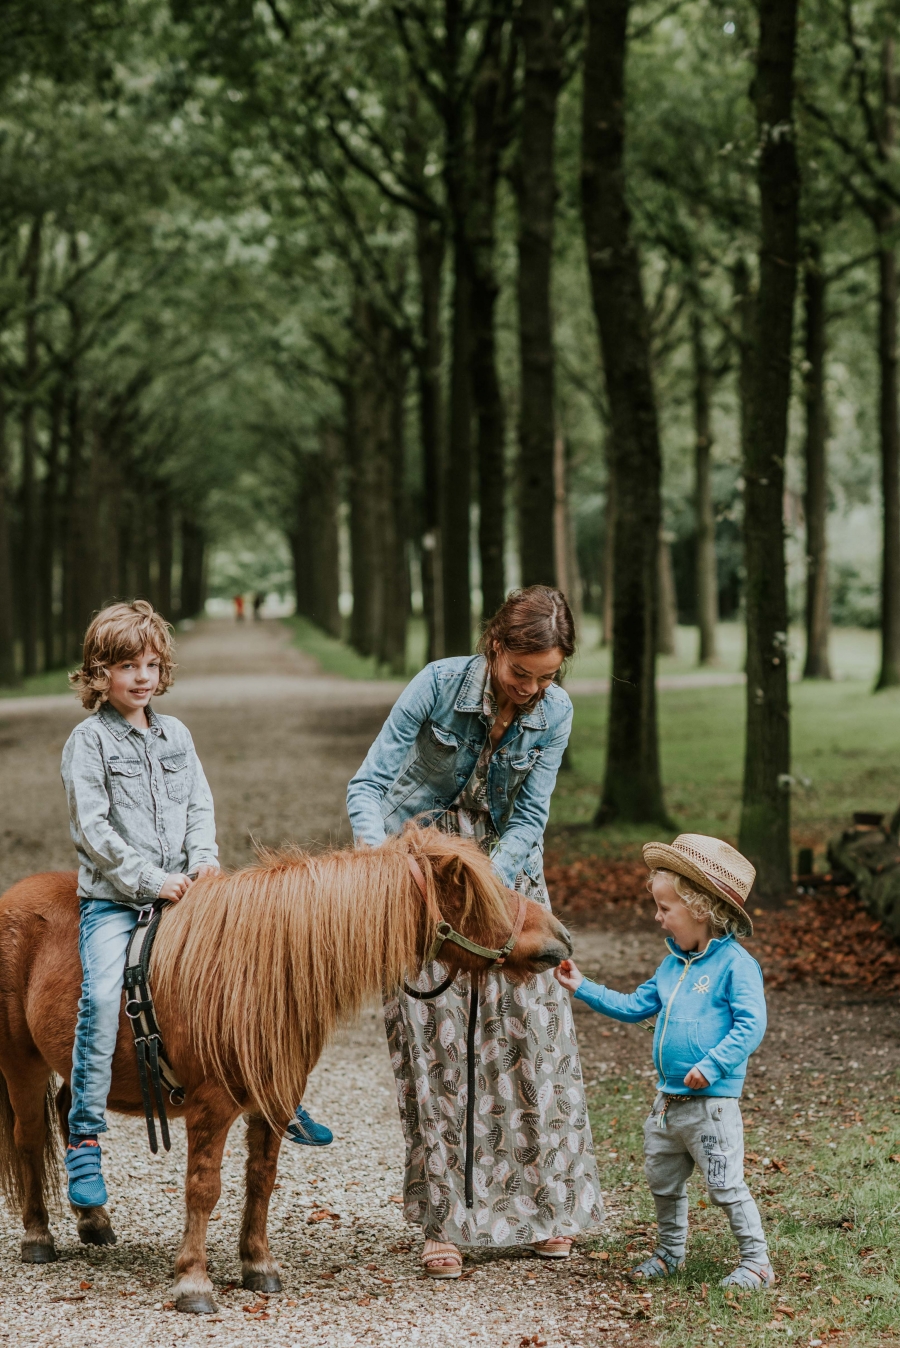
[61,702,218,907]
[346,655,572,888]
[574,935,766,1098]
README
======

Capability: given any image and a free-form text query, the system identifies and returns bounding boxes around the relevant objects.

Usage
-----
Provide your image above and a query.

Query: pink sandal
[531,1237,574,1259]
[422,1240,463,1280]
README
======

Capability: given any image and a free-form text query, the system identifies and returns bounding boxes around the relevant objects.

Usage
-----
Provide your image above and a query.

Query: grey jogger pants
[643,1094,768,1263]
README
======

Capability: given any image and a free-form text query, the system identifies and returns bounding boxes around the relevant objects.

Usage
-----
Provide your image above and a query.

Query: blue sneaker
[286,1104,333,1146]
[65,1138,108,1208]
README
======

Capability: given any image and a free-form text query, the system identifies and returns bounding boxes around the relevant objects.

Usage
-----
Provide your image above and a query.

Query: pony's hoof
[21,1240,57,1264]
[78,1225,117,1246]
[175,1292,218,1315]
[242,1269,282,1293]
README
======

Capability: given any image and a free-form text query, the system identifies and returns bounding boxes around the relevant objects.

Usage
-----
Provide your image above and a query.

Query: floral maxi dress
[384,697,604,1248]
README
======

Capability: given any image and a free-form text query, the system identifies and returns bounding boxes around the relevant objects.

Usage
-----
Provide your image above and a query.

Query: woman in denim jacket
[347,587,602,1278]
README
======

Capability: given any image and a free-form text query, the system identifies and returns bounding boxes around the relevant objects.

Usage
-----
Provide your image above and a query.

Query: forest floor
[0,619,898,1348]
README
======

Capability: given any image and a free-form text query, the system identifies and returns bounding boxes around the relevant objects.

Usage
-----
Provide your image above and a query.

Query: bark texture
[516,0,561,589]
[738,0,800,899]
[582,0,668,826]
[802,245,832,680]
[291,429,342,640]
[692,311,718,665]
[0,387,16,685]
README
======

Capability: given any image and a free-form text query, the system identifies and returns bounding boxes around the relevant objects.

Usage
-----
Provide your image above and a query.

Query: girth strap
[123,904,185,1154]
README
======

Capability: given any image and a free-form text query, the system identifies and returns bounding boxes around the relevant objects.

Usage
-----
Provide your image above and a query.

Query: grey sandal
[720,1260,775,1289]
[628,1248,684,1281]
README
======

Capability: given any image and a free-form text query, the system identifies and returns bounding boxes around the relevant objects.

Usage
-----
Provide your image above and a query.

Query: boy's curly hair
[648,868,743,937]
[69,600,176,710]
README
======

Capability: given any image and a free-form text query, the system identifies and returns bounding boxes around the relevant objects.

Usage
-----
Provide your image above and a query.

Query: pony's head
[397,825,573,982]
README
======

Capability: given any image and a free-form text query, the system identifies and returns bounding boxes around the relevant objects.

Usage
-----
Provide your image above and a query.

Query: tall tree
[691,309,718,665]
[582,0,668,826]
[738,0,801,899]
[516,0,563,590]
[802,241,832,679]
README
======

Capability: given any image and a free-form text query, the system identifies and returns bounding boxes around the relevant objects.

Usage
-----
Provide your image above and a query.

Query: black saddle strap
[401,969,480,1209]
[124,904,185,1153]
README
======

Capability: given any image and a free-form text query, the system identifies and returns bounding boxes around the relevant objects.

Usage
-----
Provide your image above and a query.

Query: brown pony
[0,826,571,1314]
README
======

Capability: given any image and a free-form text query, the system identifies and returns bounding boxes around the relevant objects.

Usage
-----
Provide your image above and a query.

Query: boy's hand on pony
[683,1066,710,1090]
[553,959,583,993]
[190,863,220,881]
[159,872,194,902]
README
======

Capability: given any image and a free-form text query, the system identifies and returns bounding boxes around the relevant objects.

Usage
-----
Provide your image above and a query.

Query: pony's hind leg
[0,1064,61,1264]
[53,1078,117,1248]
[240,1114,284,1293]
[174,1096,235,1314]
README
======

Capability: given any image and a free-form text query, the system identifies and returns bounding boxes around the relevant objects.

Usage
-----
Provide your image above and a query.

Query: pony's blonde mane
[151,826,510,1126]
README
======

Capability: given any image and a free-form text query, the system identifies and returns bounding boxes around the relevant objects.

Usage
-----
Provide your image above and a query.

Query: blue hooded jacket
[573,934,766,1097]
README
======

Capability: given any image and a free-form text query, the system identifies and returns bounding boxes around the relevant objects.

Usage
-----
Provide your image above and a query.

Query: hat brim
[642,841,753,936]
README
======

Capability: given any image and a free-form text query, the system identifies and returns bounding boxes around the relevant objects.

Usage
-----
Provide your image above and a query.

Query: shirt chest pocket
[507,746,542,792]
[106,758,144,808]
[161,753,190,803]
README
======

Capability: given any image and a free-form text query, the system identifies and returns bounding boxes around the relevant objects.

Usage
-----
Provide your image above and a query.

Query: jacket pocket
[106,758,143,808]
[161,753,189,803]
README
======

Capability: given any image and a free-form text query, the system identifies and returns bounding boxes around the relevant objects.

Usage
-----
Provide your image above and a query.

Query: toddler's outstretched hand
[554,959,583,993]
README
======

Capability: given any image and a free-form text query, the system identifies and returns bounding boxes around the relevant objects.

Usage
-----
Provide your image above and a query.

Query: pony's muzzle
[534,919,574,970]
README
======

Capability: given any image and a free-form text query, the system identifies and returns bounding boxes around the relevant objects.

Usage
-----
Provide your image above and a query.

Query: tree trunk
[62,382,89,662]
[378,352,410,673]
[179,516,207,620]
[516,0,560,589]
[347,337,379,658]
[20,217,42,676]
[470,21,508,623]
[657,531,677,657]
[155,485,174,620]
[875,37,900,689]
[802,243,832,680]
[415,213,446,661]
[692,310,718,665]
[553,434,582,627]
[601,433,615,647]
[39,383,64,669]
[582,0,668,826]
[738,0,800,900]
[0,385,17,685]
[443,232,473,652]
[291,439,342,639]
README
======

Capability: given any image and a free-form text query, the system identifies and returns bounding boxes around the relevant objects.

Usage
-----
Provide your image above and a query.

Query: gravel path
[0,621,633,1348]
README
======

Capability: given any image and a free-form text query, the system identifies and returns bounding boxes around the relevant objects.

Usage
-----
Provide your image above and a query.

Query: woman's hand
[159,873,193,902]
[683,1066,710,1090]
[554,959,583,993]
[190,863,220,881]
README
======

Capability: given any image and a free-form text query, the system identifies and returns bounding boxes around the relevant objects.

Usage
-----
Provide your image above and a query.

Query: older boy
[61,601,219,1208]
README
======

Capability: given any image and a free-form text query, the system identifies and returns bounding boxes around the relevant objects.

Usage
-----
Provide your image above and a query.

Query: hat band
[699,868,745,908]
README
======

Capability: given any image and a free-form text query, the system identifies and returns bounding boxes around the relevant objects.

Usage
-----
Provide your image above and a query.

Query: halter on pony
[402,852,529,1208]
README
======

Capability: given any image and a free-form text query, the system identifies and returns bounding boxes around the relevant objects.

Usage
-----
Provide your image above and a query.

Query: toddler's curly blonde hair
[647,868,743,937]
[69,600,175,710]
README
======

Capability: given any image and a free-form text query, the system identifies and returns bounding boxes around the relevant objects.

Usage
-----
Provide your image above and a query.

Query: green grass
[284,615,427,679]
[552,679,900,859]
[582,1072,900,1346]
[0,668,72,699]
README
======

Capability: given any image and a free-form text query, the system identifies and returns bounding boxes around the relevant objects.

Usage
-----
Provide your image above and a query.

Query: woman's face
[492,645,565,707]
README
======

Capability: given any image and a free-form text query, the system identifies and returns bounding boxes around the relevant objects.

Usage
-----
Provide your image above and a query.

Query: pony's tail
[0,1070,63,1212]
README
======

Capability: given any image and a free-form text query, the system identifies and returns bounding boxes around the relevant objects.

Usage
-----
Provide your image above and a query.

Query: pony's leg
[239,1114,284,1293]
[173,1097,235,1314]
[54,1079,116,1247]
[4,1065,59,1264]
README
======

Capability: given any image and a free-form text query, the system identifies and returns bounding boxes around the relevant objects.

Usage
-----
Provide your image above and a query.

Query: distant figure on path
[233,595,245,622]
[347,587,603,1278]
[252,592,265,621]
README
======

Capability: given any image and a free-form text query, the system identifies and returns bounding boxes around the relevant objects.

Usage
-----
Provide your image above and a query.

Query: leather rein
[402,853,528,1001]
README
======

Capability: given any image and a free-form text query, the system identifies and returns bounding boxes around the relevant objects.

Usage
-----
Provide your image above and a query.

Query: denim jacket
[346,655,572,889]
[61,702,218,907]
[574,935,766,1098]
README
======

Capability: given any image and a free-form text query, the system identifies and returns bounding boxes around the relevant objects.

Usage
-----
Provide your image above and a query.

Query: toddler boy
[556,834,772,1288]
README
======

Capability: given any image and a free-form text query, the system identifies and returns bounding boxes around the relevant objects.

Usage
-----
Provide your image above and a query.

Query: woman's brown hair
[69,600,176,710]
[477,586,576,697]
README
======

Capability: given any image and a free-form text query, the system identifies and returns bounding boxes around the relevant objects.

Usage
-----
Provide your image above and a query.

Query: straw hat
[642,833,756,936]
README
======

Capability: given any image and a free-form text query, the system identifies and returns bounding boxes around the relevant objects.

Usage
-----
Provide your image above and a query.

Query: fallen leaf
[49,1295,85,1304]
[388,1195,404,1205]
[775,1305,796,1319]
[79,1281,93,1291]
[700,1282,709,1300]
[162,1301,176,1311]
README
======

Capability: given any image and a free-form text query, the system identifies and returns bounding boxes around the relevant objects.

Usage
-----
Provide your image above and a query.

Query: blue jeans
[69,899,141,1138]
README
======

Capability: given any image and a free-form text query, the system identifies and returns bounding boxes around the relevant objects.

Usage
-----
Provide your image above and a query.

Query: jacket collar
[665,933,734,964]
[454,655,549,731]
[96,701,165,740]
